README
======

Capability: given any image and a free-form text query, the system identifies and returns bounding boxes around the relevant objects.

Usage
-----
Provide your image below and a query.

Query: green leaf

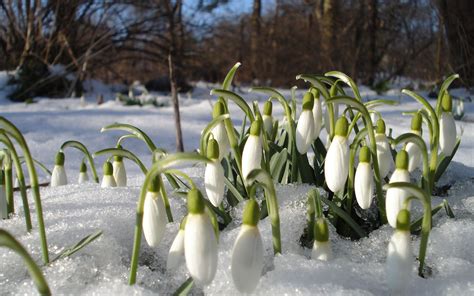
[210,89,255,122]
[318,195,367,238]
[173,277,194,296]
[61,140,99,182]
[435,137,461,182]
[295,74,330,100]
[51,230,102,262]
[269,148,288,181]
[325,71,362,101]
[222,62,241,90]
[101,123,157,152]
[224,176,245,202]
[364,99,398,108]
[297,152,316,184]
[411,199,454,231]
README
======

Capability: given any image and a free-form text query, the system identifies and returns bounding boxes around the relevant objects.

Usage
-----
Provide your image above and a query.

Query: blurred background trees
[0,0,473,98]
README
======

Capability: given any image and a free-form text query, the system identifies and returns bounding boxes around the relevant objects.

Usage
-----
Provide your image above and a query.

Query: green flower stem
[435,74,459,117]
[129,153,211,285]
[250,87,298,182]
[2,150,14,215]
[0,132,32,231]
[199,114,230,155]
[0,229,51,295]
[101,123,157,152]
[383,182,432,277]
[0,117,49,264]
[222,62,241,90]
[403,110,434,146]
[116,134,139,147]
[60,140,99,183]
[247,169,281,254]
[392,133,430,192]
[158,176,173,222]
[93,148,147,174]
[19,156,52,176]
[291,86,297,120]
[210,89,255,122]
[325,71,362,101]
[365,99,398,108]
[402,90,440,192]
[325,97,386,223]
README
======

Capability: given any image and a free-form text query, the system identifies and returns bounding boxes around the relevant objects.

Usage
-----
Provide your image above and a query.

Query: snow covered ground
[0,75,473,295]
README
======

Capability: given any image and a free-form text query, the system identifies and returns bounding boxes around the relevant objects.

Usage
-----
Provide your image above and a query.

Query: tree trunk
[435,0,474,86]
[367,0,377,86]
[321,0,338,69]
[250,0,261,82]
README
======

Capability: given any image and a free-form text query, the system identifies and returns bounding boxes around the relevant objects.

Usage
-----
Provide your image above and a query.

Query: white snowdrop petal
[204,160,225,207]
[184,213,218,285]
[262,115,273,136]
[167,229,185,271]
[211,123,230,160]
[375,133,394,178]
[440,112,457,156]
[386,230,413,293]
[312,98,323,140]
[142,191,168,247]
[296,110,315,154]
[231,225,264,293]
[101,175,117,188]
[51,165,67,187]
[324,135,349,193]
[311,240,332,261]
[242,135,262,179]
[78,172,89,184]
[113,161,127,187]
[386,169,411,228]
[406,142,422,173]
[355,162,374,209]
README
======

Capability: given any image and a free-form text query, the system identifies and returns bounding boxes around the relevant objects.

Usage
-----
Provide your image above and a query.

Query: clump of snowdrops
[1,63,462,294]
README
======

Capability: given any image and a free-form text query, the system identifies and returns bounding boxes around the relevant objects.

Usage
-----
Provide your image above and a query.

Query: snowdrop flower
[204,139,225,207]
[77,161,89,184]
[51,151,67,187]
[324,117,349,193]
[101,161,117,188]
[296,92,315,154]
[167,217,187,271]
[262,100,273,137]
[375,119,394,178]
[113,154,127,187]
[0,171,7,219]
[386,209,413,293]
[312,217,332,261]
[406,112,423,173]
[439,92,457,156]
[142,177,167,247]
[210,101,230,160]
[386,150,411,228]
[231,199,264,293]
[355,146,374,209]
[184,188,218,285]
[311,89,323,141]
[242,119,262,180]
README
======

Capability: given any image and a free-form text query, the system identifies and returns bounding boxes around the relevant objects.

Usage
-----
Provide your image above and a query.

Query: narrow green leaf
[19,156,52,176]
[222,62,241,90]
[93,148,147,174]
[435,138,461,182]
[101,123,157,152]
[224,176,245,202]
[319,195,367,238]
[173,277,194,296]
[52,230,102,262]
[210,89,255,122]
[325,71,362,101]
[269,148,288,181]
[60,140,99,182]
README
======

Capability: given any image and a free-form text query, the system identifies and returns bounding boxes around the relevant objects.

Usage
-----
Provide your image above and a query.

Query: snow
[0,75,474,295]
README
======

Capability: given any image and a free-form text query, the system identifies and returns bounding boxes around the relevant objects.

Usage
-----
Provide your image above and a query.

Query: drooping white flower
[0,172,7,219]
[406,112,423,173]
[386,150,411,228]
[439,93,457,156]
[311,217,332,261]
[296,92,315,154]
[375,119,394,178]
[231,199,264,293]
[262,100,273,137]
[113,149,127,187]
[312,95,323,141]
[101,161,117,188]
[167,217,186,271]
[210,101,230,160]
[51,151,67,187]
[204,139,225,207]
[142,178,168,248]
[355,146,374,210]
[77,161,89,184]
[325,117,349,193]
[386,209,413,293]
[184,189,218,285]
[242,120,262,180]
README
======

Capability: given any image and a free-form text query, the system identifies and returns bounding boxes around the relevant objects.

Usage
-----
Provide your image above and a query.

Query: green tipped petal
[359,146,371,163]
[395,150,409,170]
[310,87,320,99]
[147,176,160,193]
[179,216,188,230]
[263,100,273,116]
[213,101,226,118]
[441,91,452,112]
[250,119,262,136]
[335,117,349,137]
[314,218,329,242]
[396,209,411,231]
[376,119,386,134]
[55,151,65,166]
[79,161,87,173]
[242,199,260,226]
[103,161,113,176]
[187,188,205,214]
[207,138,220,160]
[411,112,422,132]
[302,92,314,110]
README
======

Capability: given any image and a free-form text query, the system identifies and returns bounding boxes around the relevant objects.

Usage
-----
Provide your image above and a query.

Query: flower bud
[355,146,374,210]
[242,120,262,179]
[324,117,349,193]
[296,93,315,154]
